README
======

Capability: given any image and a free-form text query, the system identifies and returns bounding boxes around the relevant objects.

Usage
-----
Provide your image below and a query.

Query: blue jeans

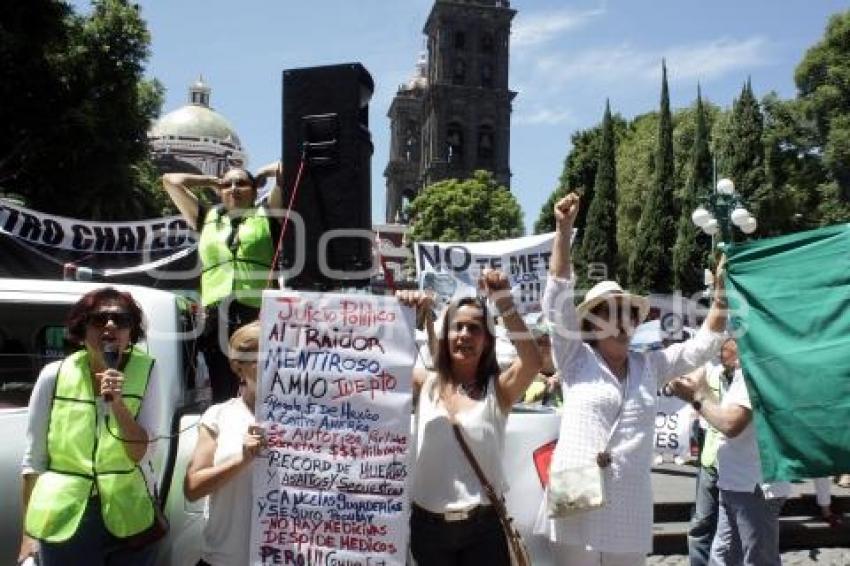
[688,466,719,566]
[709,487,785,566]
[39,497,158,566]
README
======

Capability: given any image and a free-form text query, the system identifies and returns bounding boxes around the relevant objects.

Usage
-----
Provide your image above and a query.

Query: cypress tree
[628,60,677,293]
[673,86,713,295]
[577,100,618,287]
[718,78,765,202]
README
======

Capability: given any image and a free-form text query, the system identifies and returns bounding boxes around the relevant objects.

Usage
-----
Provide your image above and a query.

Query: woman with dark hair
[162,162,283,402]
[541,193,728,566]
[18,287,162,566]
[397,269,541,566]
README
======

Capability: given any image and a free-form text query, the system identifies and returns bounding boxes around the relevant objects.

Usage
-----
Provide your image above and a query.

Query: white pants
[554,544,645,566]
[813,477,832,507]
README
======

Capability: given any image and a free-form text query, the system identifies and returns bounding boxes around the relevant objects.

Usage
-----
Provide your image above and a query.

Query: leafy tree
[628,61,677,293]
[407,170,524,243]
[534,116,626,235]
[795,9,850,227]
[0,0,164,219]
[717,80,765,203]
[795,9,850,200]
[534,185,568,235]
[575,101,618,286]
[615,112,657,280]
[672,88,713,295]
[534,128,600,235]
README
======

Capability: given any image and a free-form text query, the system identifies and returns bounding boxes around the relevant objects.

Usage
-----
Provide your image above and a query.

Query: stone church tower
[385,0,516,223]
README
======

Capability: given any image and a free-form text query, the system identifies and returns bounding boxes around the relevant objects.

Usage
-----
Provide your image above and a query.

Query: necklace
[458,380,483,399]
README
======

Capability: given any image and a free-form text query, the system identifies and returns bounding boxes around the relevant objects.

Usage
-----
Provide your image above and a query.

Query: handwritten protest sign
[414,232,567,314]
[251,291,416,566]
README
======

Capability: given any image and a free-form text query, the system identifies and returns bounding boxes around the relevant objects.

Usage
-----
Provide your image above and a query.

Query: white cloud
[513,107,573,126]
[529,37,770,88]
[512,6,605,49]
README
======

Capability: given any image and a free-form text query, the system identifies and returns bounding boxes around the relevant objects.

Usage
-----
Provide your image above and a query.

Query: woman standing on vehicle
[397,269,541,565]
[162,162,282,403]
[541,193,728,565]
[184,321,264,566]
[19,287,162,566]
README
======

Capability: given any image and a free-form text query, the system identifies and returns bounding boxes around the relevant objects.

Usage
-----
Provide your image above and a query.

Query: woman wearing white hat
[540,193,728,566]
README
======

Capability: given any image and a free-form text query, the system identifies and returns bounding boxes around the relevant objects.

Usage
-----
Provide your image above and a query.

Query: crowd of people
[15,181,848,566]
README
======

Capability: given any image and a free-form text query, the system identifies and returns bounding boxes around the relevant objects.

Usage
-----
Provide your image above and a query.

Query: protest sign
[414,233,556,314]
[654,387,694,462]
[251,291,416,566]
[0,199,194,253]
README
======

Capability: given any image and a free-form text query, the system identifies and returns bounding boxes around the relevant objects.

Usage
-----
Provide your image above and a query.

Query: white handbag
[547,374,628,518]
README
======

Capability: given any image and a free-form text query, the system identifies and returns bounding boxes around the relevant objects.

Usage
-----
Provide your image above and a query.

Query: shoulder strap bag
[546,371,629,518]
[452,422,531,566]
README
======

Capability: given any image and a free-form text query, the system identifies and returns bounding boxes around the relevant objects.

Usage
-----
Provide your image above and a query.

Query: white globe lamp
[741,217,757,234]
[702,218,719,236]
[691,207,711,228]
[730,207,751,227]
[716,178,735,195]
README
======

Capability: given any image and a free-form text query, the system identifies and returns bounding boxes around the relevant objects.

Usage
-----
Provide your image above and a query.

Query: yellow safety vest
[25,347,155,542]
[198,206,274,308]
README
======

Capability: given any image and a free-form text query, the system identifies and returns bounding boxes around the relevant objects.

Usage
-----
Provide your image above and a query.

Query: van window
[0,302,73,408]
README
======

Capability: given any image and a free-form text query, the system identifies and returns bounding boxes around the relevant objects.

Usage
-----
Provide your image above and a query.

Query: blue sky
[75,0,847,231]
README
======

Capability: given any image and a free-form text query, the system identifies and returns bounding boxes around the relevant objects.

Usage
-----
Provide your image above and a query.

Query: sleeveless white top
[411,372,508,512]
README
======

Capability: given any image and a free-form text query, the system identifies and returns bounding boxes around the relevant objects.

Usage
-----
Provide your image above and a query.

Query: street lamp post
[691,178,757,247]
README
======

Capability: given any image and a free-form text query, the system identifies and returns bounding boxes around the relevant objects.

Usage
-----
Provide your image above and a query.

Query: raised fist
[554,192,581,228]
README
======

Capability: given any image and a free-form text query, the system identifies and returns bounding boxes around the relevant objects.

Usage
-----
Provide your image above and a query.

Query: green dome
[150,104,242,148]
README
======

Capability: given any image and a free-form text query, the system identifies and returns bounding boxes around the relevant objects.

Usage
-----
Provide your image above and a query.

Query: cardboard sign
[251,291,416,566]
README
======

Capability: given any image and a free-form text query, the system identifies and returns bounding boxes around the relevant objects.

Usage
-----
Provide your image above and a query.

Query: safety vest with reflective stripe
[25,347,155,542]
[198,206,274,308]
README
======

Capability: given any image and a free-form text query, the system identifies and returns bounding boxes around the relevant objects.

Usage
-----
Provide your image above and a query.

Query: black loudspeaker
[281,63,374,290]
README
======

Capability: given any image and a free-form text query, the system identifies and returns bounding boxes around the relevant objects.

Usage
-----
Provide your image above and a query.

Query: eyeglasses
[88,311,132,329]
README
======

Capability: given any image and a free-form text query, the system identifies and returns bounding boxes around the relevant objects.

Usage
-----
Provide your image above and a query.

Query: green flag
[726,223,850,482]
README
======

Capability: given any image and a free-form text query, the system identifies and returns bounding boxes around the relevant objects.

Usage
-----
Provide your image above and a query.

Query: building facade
[385,0,516,223]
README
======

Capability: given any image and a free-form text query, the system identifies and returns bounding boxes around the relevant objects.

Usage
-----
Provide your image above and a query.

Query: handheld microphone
[103,343,119,403]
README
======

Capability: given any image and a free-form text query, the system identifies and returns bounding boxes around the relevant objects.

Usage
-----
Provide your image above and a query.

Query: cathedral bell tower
[384,0,516,223]
[420,0,515,189]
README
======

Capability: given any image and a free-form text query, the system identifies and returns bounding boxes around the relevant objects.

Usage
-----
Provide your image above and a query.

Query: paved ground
[648,464,850,564]
[647,547,850,564]
[651,462,850,503]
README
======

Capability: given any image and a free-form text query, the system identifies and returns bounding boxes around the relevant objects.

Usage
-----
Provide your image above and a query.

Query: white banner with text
[414,233,557,314]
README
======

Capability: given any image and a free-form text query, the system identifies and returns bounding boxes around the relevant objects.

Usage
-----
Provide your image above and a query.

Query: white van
[0,279,559,565]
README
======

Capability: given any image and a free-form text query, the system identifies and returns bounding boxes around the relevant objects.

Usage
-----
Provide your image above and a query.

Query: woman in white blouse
[397,269,541,566]
[184,322,264,566]
[541,193,728,566]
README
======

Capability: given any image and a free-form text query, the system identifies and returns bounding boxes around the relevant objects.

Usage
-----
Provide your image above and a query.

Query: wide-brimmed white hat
[576,280,650,324]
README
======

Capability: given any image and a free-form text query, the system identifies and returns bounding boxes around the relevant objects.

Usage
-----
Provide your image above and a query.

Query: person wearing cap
[540,193,728,566]
[162,162,283,402]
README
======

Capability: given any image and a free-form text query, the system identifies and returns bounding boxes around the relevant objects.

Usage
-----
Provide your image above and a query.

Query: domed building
[149,77,247,176]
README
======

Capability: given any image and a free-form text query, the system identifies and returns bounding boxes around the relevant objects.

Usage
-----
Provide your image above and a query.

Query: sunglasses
[591,305,641,322]
[223,179,253,192]
[88,311,132,329]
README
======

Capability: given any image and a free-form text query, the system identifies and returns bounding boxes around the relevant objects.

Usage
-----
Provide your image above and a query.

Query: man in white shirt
[670,362,790,566]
